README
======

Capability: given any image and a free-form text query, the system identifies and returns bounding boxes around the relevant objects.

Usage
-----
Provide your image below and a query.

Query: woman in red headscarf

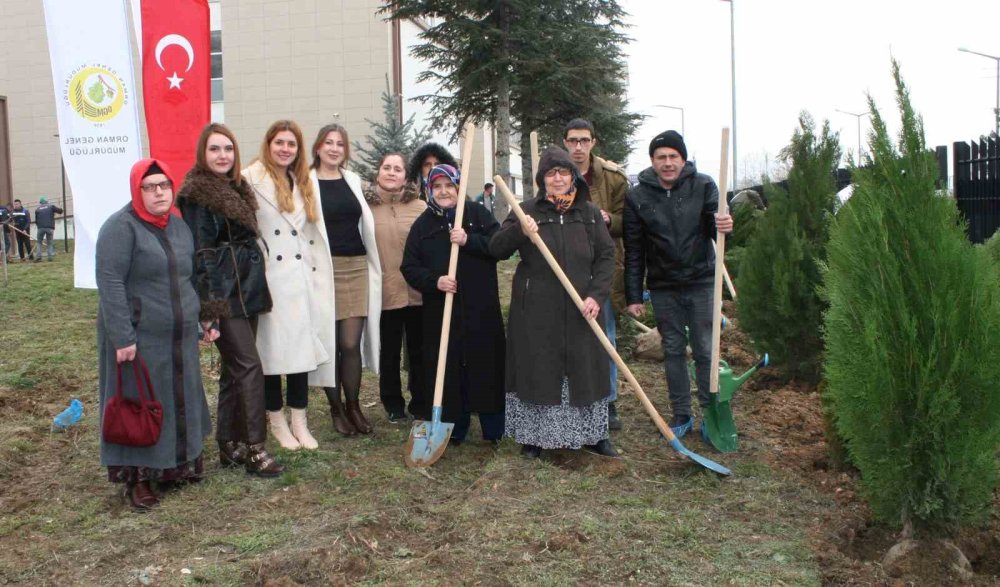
[95,158,217,511]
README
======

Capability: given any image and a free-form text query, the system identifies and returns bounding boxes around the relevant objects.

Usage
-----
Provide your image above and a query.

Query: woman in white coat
[243,119,336,450]
[309,124,382,435]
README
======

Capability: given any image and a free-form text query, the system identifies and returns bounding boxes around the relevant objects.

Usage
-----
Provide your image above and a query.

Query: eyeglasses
[565,138,593,146]
[139,180,173,193]
[544,168,572,178]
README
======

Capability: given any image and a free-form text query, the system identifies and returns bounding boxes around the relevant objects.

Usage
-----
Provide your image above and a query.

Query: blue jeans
[603,298,618,401]
[649,286,714,418]
[36,228,55,260]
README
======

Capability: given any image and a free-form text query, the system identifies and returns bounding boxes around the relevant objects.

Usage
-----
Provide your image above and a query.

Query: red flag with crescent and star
[140,0,210,180]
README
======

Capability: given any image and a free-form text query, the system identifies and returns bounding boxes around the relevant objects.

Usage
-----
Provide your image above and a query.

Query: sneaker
[607,401,622,431]
[386,410,408,424]
[584,438,620,457]
[669,415,693,438]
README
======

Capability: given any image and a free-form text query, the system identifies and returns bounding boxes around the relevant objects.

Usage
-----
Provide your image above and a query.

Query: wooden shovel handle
[430,123,476,411]
[710,128,731,395]
[529,131,540,191]
[493,176,681,443]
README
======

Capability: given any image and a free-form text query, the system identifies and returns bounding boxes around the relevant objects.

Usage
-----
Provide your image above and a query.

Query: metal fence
[954,133,1000,243]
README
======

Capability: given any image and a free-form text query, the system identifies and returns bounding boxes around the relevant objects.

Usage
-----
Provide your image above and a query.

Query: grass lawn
[1,244,843,586]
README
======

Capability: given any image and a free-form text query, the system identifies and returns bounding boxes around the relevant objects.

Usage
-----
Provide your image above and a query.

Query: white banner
[43,0,143,288]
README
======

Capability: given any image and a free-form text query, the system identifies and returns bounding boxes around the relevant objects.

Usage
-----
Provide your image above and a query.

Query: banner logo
[64,65,128,124]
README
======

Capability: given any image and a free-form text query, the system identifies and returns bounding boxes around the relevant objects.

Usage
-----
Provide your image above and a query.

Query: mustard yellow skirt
[334,255,368,320]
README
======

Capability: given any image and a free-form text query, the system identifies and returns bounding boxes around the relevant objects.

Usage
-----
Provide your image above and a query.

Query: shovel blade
[404,419,454,468]
[668,437,732,476]
[702,399,738,453]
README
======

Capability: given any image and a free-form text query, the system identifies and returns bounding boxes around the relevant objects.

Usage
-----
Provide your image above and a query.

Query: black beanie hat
[648,130,687,160]
[142,162,165,178]
[535,146,577,194]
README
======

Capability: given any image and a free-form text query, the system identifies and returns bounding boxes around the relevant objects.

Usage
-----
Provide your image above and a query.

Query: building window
[210,29,223,102]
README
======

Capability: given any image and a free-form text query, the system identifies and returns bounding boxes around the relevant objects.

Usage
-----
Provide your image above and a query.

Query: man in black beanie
[622,130,733,438]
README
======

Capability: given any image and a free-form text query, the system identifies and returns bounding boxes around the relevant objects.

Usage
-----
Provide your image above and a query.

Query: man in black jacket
[33,197,63,262]
[10,200,32,261]
[623,130,733,438]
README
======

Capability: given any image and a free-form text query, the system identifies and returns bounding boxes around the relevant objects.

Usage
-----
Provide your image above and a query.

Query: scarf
[546,187,577,214]
[129,158,180,230]
[427,197,457,226]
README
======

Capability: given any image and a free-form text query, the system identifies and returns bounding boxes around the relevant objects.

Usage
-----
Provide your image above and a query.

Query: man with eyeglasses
[563,118,630,431]
[623,130,733,439]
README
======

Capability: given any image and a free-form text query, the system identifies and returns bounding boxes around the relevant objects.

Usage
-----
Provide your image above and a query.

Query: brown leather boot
[346,399,373,434]
[245,443,285,478]
[219,440,249,468]
[325,388,358,436]
[127,481,159,511]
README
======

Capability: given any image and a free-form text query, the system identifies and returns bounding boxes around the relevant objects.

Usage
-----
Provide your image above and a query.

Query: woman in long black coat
[489,146,617,459]
[401,164,506,444]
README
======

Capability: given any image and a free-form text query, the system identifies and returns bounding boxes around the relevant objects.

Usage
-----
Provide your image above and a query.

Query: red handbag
[102,355,163,447]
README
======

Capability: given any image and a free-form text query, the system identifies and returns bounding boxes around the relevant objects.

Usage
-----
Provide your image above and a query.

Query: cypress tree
[824,62,1000,535]
[736,113,840,381]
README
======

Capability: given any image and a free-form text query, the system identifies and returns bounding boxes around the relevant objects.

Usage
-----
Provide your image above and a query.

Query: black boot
[607,401,622,431]
[584,438,620,457]
[520,444,542,459]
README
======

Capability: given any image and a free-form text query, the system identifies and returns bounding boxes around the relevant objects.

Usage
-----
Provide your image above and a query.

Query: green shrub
[736,114,840,382]
[823,62,1000,534]
[724,203,763,281]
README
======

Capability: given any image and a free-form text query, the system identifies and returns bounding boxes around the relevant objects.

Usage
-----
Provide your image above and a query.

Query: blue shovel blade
[668,437,732,476]
[405,415,454,468]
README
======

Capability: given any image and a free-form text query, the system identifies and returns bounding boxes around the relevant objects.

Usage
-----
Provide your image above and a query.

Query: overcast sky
[623,0,1000,186]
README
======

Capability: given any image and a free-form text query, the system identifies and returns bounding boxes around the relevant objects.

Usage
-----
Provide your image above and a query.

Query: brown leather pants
[215,316,267,446]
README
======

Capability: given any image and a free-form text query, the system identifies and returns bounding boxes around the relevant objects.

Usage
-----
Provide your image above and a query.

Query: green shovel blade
[701,396,738,453]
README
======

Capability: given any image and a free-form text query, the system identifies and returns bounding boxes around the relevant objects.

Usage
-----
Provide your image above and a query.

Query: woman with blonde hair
[309,123,381,435]
[242,120,336,450]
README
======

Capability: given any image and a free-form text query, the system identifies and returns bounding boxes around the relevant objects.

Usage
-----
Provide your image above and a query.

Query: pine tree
[379,0,638,208]
[352,79,431,182]
[824,61,1000,535]
[736,113,840,382]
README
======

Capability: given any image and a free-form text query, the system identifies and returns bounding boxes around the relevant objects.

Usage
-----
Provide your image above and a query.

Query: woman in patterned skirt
[489,146,619,459]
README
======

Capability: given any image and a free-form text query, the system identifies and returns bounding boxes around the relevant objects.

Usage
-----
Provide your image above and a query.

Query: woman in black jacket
[177,123,284,477]
[489,146,618,459]
[401,164,506,445]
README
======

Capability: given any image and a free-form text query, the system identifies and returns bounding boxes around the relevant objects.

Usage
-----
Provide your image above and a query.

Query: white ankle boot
[266,410,300,450]
[289,408,318,450]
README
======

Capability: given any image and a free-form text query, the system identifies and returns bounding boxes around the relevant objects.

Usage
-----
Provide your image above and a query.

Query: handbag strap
[115,353,156,403]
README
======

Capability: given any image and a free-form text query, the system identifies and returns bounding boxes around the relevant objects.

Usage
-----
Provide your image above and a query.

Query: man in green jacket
[564,118,629,431]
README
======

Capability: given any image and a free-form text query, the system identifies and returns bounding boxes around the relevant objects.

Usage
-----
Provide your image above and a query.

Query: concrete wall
[221,0,392,163]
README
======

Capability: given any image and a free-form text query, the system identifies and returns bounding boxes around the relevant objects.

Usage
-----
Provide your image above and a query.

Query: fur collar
[177,167,260,235]
[364,182,420,206]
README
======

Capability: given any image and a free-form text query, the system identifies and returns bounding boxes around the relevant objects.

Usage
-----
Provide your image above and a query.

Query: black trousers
[264,372,309,410]
[379,306,427,418]
[214,316,267,445]
[15,231,31,259]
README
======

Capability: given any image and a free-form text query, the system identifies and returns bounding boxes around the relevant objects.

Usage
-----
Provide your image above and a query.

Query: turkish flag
[141,0,210,181]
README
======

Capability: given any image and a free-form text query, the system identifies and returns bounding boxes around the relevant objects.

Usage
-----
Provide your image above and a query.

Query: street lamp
[721,0,737,188]
[652,104,685,137]
[958,47,1000,137]
[835,109,870,166]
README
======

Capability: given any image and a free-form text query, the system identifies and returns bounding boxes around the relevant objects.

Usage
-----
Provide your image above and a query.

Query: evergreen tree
[736,113,840,382]
[379,0,638,209]
[824,61,1000,534]
[352,79,431,182]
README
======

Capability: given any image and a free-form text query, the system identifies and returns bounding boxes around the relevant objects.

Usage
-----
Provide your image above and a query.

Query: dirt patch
[544,450,628,476]
[259,547,371,586]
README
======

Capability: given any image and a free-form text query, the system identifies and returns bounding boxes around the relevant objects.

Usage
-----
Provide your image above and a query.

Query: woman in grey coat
[96,158,216,511]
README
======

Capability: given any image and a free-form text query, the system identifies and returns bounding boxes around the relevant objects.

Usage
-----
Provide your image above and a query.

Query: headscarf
[426,164,461,224]
[129,158,180,230]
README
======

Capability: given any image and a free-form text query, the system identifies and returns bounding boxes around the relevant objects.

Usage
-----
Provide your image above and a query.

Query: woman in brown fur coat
[177,123,284,477]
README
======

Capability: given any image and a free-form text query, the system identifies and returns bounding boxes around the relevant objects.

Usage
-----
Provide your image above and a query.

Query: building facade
[0,0,513,233]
